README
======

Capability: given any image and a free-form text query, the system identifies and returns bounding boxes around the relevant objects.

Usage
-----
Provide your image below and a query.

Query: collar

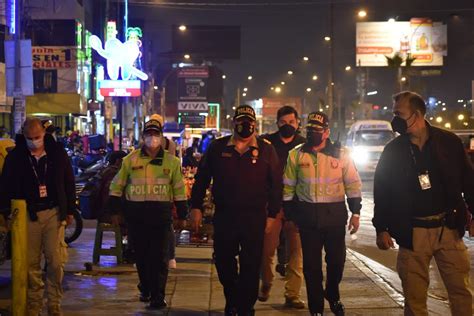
[301,138,341,158]
[140,146,164,159]
[227,135,259,149]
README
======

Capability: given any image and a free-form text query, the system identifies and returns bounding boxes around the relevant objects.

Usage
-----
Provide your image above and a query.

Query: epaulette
[262,138,272,145]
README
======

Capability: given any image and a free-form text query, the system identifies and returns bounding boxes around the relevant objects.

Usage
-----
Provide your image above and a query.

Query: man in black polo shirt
[0,118,75,315]
[190,105,282,316]
[258,106,306,308]
[373,91,473,316]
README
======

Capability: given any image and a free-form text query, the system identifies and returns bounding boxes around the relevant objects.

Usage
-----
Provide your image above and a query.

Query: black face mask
[235,121,255,138]
[391,112,416,135]
[279,124,296,138]
[306,130,324,147]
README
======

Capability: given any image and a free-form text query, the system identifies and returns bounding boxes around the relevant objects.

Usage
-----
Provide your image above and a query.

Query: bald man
[0,118,75,316]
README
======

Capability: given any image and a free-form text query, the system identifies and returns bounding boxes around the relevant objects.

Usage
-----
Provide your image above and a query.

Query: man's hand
[111,214,121,227]
[176,219,187,231]
[348,215,360,234]
[190,209,202,232]
[66,214,74,226]
[376,231,395,250]
[265,217,276,234]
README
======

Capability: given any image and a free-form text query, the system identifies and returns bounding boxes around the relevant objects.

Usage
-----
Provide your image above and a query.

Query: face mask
[235,121,255,138]
[26,138,44,150]
[144,136,161,149]
[391,112,416,135]
[279,124,296,138]
[306,130,324,147]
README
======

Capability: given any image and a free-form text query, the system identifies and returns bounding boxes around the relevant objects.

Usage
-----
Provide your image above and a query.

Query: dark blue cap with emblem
[306,111,329,131]
[234,105,256,121]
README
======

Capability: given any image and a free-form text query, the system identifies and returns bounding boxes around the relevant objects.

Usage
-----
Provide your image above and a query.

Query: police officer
[109,118,187,310]
[190,105,282,316]
[283,112,362,316]
[258,106,306,308]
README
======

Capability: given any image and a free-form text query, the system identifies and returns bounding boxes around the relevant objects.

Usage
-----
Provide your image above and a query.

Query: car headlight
[351,147,369,165]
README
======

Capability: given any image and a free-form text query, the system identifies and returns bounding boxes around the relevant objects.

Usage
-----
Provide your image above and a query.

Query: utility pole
[13,0,24,134]
[327,2,334,125]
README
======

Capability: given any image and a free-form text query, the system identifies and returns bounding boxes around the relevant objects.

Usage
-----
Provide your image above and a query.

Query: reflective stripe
[173,194,187,201]
[283,178,297,186]
[283,194,295,201]
[295,195,346,203]
[346,192,362,198]
[129,178,171,185]
[173,181,185,189]
[301,178,343,185]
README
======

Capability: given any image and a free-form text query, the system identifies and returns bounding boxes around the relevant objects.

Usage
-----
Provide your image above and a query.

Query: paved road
[351,177,474,303]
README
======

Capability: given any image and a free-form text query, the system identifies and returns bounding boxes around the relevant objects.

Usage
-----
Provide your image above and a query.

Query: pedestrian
[373,91,474,316]
[257,105,306,309]
[0,118,75,316]
[108,118,188,310]
[190,105,282,316]
[283,111,362,316]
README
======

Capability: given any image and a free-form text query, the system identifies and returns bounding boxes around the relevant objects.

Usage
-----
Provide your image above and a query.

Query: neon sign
[90,35,148,81]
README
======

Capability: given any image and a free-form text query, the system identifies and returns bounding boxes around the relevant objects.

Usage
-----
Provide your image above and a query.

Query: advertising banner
[178,67,209,111]
[356,19,447,67]
[32,47,77,69]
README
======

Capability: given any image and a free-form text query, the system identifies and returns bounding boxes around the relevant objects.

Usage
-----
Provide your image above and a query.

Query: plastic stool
[93,223,123,264]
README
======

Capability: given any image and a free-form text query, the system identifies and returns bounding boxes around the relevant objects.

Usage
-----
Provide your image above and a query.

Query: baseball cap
[306,111,329,130]
[143,119,162,134]
[234,105,256,121]
[149,114,164,127]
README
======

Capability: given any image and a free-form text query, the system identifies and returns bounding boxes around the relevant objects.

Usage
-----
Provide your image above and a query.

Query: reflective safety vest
[109,148,187,203]
[283,143,362,204]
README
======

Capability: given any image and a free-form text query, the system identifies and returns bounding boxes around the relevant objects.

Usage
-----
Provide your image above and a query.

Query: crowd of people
[0,90,472,316]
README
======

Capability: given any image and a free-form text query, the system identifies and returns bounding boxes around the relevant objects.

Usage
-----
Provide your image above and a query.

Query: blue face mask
[26,138,44,150]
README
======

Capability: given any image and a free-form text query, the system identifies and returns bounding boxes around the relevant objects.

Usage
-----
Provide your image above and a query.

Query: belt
[412,212,446,229]
[34,201,58,212]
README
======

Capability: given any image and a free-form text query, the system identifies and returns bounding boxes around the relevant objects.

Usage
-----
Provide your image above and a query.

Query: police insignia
[163,168,170,175]
[252,149,259,157]
[331,159,339,169]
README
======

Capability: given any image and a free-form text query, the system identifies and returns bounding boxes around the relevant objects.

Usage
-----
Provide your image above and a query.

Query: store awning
[26,93,86,115]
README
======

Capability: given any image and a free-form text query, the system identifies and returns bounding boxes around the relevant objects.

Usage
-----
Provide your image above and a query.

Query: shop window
[34,70,58,93]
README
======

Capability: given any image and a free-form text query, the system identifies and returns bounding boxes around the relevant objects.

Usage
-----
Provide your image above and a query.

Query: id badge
[418,173,431,190]
[39,185,48,198]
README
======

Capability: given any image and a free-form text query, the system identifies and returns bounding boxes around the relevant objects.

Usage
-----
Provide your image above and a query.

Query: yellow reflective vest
[283,143,362,204]
[110,148,186,203]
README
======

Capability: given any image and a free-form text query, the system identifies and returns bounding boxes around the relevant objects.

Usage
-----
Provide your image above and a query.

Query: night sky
[130,0,474,117]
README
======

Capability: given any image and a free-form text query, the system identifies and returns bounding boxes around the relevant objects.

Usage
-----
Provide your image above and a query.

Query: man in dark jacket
[373,91,473,316]
[258,105,306,308]
[0,118,75,316]
[190,105,282,316]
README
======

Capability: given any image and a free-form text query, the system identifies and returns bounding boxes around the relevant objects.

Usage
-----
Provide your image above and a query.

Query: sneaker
[324,292,345,315]
[146,299,167,310]
[257,284,271,302]
[169,258,177,269]
[284,297,305,309]
[275,263,287,277]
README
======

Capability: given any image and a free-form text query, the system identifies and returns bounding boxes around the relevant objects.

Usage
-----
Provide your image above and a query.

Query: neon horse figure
[90,35,148,81]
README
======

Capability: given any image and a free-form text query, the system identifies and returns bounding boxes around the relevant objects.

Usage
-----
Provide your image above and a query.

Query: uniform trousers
[299,225,346,314]
[213,211,266,315]
[397,226,472,316]
[128,222,170,301]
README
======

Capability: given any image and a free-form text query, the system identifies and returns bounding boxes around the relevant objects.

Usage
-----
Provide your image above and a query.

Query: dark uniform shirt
[409,139,445,217]
[191,135,282,218]
[261,132,306,173]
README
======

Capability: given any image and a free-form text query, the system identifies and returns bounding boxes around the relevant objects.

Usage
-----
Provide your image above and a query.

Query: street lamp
[358,10,367,18]
[458,114,465,121]
[270,86,275,91]
[153,85,158,90]
[442,107,446,111]
[242,93,247,97]
[312,75,318,81]
[324,36,331,41]
[184,54,190,60]
[306,87,312,92]
[222,75,226,79]
[275,87,282,93]
[345,65,352,71]
[444,122,451,129]
[401,76,407,82]
[281,81,286,85]
[243,87,248,92]
[303,56,309,61]
[179,25,187,32]
[436,116,443,123]
[287,70,294,75]
[248,75,253,80]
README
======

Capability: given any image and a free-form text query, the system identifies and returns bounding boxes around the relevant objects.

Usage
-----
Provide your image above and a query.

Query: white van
[346,120,395,174]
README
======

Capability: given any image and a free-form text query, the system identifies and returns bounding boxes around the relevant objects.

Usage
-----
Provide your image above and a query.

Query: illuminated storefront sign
[99,79,141,97]
[32,47,76,69]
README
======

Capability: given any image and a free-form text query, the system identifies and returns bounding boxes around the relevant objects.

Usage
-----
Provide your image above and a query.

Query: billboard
[260,97,302,117]
[356,19,447,67]
[32,47,77,69]
[177,67,209,112]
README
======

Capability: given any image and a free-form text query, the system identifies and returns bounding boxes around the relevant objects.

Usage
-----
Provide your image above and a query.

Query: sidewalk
[1,227,452,315]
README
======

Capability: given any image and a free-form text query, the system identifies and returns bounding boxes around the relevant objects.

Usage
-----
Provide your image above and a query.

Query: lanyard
[29,155,47,185]
[409,144,428,174]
